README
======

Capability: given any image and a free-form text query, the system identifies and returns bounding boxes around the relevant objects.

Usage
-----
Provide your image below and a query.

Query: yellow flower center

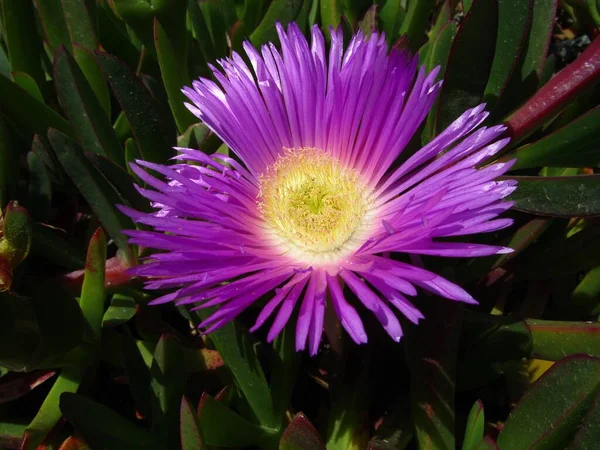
[259,148,373,265]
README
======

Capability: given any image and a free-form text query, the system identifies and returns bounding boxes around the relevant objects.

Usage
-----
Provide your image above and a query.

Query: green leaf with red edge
[458,311,532,390]
[483,0,533,107]
[508,175,600,217]
[34,0,73,52]
[94,51,175,164]
[498,355,600,450]
[0,74,73,140]
[251,0,304,46]
[0,0,45,86]
[180,397,205,450]
[53,46,123,165]
[61,0,98,49]
[60,392,158,450]
[406,301,461,449]
[73,44,111,117]
[570,390,600,450]
[48,129,134,262]
[150,334,187,447]
[434,0,498,134]
[198,394,276,447]
[461,401,484,450]
[527,320,600,361]
[505,33,600,143]
[280,412,325,450]
[153,18,196,134]
[189,309,275,429]
[0,421,26,450]
[508,105,600,170]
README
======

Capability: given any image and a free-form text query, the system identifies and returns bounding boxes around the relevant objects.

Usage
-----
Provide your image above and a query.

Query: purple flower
[121,23,515,355]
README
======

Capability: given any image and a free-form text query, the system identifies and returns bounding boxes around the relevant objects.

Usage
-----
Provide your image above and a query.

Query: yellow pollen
[258,148,372,265]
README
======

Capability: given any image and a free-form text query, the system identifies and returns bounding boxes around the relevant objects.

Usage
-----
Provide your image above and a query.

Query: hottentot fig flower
[120,23,516,355]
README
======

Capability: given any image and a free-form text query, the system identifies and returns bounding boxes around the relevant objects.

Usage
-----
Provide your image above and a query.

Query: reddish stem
[506,36,600,142]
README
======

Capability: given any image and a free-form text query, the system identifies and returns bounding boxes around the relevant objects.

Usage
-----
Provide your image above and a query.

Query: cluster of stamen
[258,148,372,265]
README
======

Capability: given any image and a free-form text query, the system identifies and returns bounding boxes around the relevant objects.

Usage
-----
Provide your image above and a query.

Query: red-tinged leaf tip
[180,396,205,450]
[280,413,325,450]
[0,370,56,405]
[506,36,600,142]
[85,228,106,273]
[57,435,89,450]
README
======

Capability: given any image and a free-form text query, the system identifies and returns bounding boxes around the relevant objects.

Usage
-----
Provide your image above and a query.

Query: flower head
[122,23,515,355]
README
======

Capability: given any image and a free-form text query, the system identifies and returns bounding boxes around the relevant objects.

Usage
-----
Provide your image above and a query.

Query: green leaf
[497,355,600,450]
[0,280,85,371]
[483,0,533,106]
[101,294,136,328]
[48,129,134,261]
[60,392,158,450]
[527,320,600,361]
[180,397,205,450]
[12,72,44,102]
[461,401,484,450]
[31,223,86,271]
[94,51,175,164]
[198,394,276,447]
[280,413,324,450]
[80,228,107,344]
[0,0,45,86]
[190,309,275,428]
[0,74,72,139]
[150,334,186,446]
[121,329,153,420]
[398,0,435,51]
[434,0,498,133]
[509,106,600,170]
[508,175,600,217]
[153,18,196,134]
[571,265,600,317]
[0,116,18,207]
[86,152,151,213]
[515,224,600,280]
[251,0,304,46]
[54,46,123,165]
[570,390,600,450]
[458,312,532,390]
[26,149,52,222]
[34,0,73,52]
[407,301,461,450]
[23,363,87,450]
[514,0,557,97]
[271,324,301,430]
[379,0,406,44]
[62,0,98,49]
[422,22,457,143]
